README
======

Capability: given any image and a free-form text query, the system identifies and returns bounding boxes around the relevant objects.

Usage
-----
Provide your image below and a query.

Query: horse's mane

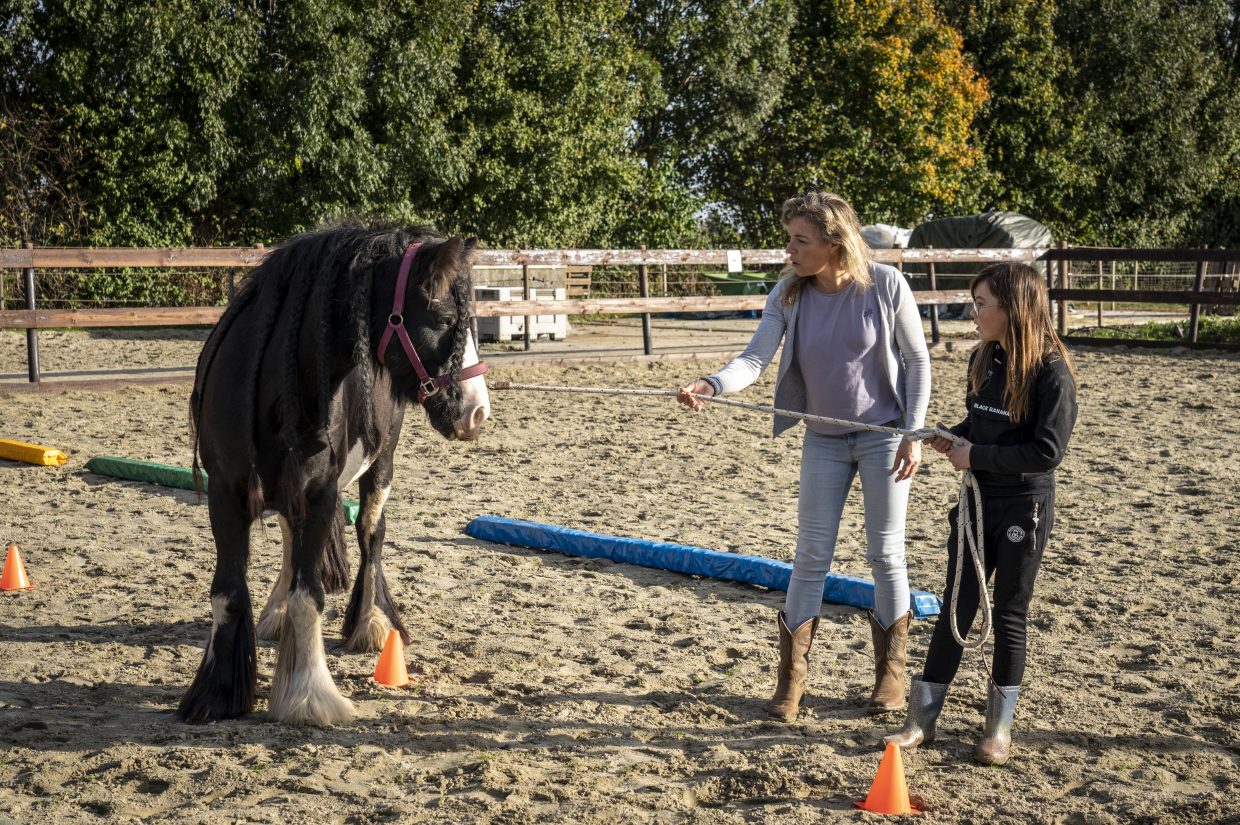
[189,219,440,519]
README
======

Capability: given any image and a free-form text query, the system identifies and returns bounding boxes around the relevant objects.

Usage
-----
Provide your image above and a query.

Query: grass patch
[1078,316,1240,344]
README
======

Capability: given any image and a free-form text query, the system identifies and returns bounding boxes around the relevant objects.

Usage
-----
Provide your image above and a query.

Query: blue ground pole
[465,516,940,618]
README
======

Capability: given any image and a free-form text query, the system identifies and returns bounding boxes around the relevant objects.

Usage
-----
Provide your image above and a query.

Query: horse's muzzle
[454,404,489,440]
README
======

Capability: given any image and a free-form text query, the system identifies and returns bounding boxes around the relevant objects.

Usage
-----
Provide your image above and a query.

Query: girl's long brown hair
[969,263,1076,423]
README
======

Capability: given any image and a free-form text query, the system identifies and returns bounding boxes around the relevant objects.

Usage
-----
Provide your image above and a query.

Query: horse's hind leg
[256,515,293,641]
[178,484,257,723]
[342,458,409,652]
[268,487,354,725]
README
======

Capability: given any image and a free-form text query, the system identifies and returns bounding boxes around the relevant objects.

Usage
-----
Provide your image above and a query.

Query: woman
[886,262,1077,765]
[678,191,930,721]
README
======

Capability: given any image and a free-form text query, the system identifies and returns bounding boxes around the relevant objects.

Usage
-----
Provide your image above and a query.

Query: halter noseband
[376,242,488,404]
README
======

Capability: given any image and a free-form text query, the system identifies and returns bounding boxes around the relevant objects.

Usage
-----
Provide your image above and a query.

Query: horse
[178,221,490,725]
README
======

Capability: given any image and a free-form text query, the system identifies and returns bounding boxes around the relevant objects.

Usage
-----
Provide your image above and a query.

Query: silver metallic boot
[974,682,1021,765]
[883,677,950,749]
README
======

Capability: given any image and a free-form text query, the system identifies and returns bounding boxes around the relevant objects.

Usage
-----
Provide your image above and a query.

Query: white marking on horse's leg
[346,485,392,652]
[256,516,293,641]
[268,591,354,726]
[454,332,490,440]
[338,440,375,491]
[203,593,229,667]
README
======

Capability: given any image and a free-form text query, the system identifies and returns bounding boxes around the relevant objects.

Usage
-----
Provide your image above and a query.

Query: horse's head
[372,235,490,440]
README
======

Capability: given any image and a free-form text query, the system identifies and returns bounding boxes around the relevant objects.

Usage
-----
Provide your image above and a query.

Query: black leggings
[922,487,1055,687]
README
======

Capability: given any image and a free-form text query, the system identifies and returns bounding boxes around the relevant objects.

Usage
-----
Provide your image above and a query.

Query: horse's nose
[455,405,489,440]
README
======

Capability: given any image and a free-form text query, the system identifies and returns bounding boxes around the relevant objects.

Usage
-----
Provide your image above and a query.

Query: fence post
[1057,240,1067,337]
[1116,259,1125,313]
[638,244,652,355]
[926,246,940,345]
[522,262,531,352]
[1046,249,1056,328]
[1097,260,1104,328]
[23,241,40,383]
[1188,246,1207,343]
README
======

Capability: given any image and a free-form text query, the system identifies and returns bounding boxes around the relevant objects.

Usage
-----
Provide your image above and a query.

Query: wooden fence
[2,245,1238,384]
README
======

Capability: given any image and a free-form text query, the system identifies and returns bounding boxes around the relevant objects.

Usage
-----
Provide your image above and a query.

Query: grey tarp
[905,210,1053,316]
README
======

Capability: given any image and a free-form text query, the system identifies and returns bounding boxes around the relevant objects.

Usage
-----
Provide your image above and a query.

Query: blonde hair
[969,263,1076,423]
[779,191,872,305]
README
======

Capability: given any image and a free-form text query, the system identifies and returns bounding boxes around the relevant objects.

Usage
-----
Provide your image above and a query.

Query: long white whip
[488,380,993,648]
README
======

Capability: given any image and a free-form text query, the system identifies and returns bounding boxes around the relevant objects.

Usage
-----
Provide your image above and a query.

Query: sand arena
[0,325,1236,823]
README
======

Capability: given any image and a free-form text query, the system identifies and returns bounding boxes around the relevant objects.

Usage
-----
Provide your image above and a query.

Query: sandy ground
[0,327,1238,824]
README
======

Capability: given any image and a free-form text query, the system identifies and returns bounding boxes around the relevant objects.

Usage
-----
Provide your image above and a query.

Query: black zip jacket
[948,346,1077,495]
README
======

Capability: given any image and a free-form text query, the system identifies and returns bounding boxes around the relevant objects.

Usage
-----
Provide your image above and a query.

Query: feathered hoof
[344,607,392,653]
[268,674,355,726]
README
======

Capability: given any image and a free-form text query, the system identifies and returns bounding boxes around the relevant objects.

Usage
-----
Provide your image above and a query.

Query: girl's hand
[947,440,972,470]
[926,421,956,454]
[891,438,921,481]
[678,379,715,411]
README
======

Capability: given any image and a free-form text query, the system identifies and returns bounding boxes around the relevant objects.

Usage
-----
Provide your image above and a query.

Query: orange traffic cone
[373,628,411,687]
[854,742,925,815]
[1,544,32,591]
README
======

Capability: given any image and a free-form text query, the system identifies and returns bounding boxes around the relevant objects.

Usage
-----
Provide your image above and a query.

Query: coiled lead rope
[489,380,993,648]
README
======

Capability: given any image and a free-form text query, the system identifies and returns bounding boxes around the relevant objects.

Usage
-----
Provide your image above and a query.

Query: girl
[678,191,930,721]
[887,262,1078,765]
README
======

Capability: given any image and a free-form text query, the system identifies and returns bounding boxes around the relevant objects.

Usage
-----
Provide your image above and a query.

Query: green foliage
[1050,0,1240,246]
[937,0,1080,229]
[443,0,654,246]
[1084,316,1240,344]
[707,0,989,243]
[3,0,1240,289]
[625,0,794,185]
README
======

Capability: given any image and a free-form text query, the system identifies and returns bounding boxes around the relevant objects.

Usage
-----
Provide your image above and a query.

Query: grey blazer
[707,261,931,437]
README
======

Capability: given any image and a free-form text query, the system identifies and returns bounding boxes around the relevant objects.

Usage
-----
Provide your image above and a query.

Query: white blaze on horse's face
[454,330,490,440]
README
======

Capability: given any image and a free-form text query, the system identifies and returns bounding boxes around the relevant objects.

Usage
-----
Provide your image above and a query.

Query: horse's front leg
[267,484,354,726]
[178,482,257,722]
[342,445,409,652]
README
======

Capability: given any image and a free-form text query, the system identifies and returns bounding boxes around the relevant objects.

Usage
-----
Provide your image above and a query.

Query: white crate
[473,286,567,342]
[473,286,524,342]
[527,287,567,340]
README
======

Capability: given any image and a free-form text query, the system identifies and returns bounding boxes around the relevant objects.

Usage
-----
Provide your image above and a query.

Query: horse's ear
[427,236,469,298]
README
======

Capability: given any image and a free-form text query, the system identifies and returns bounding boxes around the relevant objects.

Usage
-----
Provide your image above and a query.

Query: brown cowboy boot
[867,610,911,713]
[766,612,819,722]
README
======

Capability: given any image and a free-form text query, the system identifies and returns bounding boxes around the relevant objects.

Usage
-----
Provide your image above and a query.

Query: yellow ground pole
[0,439,69,466]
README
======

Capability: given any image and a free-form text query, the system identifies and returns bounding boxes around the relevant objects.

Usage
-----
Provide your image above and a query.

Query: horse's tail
[189,269,263,500]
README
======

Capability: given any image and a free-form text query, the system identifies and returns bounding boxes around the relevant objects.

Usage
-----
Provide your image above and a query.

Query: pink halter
[376,242,488,403]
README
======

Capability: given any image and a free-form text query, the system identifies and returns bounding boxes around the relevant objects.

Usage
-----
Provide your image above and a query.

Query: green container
[700,271,771,296]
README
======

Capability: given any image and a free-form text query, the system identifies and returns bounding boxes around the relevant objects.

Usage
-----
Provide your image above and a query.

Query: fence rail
[3,245,1238,384]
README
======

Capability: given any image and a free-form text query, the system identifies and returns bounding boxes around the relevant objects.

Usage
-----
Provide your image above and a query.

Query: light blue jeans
[785,428,911,629]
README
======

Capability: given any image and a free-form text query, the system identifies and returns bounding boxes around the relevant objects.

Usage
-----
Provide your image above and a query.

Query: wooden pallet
[565,266,592,299]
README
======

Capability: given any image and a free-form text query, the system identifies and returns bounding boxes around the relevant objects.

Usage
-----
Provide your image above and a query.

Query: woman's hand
[947,439,972,470]
[891,438,921,481]
[677,379,715,411]
[926,421,956,454]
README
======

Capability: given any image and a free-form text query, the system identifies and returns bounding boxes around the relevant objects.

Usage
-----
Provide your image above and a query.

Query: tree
[937,0,1082,232]
[442,0,654,246]
[622,0,794,244]
[1051,0,1240,244]
[708,0,989,244]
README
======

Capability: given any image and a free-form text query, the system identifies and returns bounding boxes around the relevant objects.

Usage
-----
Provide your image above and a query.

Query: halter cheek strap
[377,242,488,404]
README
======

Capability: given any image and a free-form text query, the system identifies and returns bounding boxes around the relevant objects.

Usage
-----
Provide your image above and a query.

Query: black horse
[179,222,490,725]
